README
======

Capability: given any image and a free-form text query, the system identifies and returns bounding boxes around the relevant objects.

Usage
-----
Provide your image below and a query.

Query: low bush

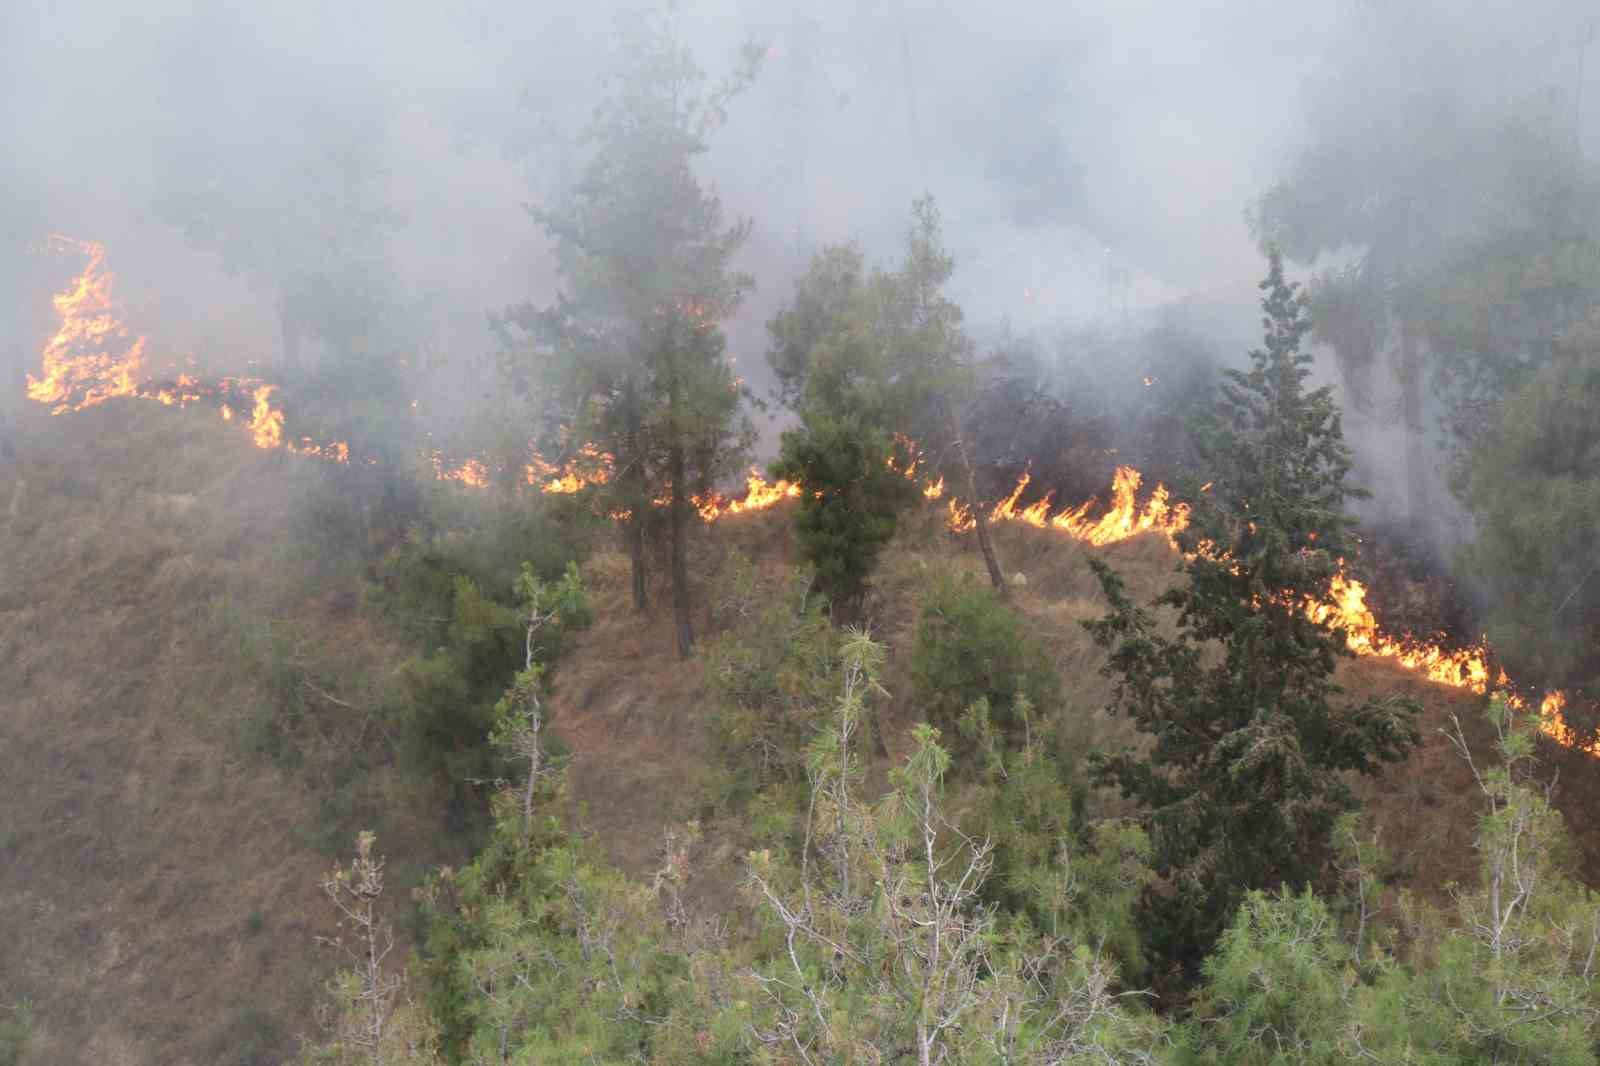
[910,571,1062,746]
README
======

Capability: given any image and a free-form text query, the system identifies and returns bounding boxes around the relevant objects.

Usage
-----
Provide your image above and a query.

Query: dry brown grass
[546,498,1599,926]
[7,403,1595,1064]
[0,401,463,1065]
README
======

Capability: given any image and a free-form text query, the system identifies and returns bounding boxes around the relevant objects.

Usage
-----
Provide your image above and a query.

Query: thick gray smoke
[3,0,1597,496]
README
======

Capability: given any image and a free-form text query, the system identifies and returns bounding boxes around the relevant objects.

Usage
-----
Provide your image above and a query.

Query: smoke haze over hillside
[3,0,1597,482]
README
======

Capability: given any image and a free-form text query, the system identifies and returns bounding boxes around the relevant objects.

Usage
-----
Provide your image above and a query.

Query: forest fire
[948,466,1190,547]
[26,237,1595,756]
[693,469,802,521]
[29,236,350,463]
[959,465,1592,755]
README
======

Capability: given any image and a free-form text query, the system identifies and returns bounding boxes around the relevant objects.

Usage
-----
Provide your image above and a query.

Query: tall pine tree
[1085,250,1421,985]
[498,13,762,656]
[768,198,1007,610]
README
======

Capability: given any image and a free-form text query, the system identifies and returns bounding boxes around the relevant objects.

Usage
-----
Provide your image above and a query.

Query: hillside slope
[550,502,1600,909]
[7,403,1600,1063]
[0,405,371,1066]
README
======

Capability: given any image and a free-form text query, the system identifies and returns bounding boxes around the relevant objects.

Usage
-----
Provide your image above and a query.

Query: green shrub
[772,415,916,614]
[910,571,1061,745]
[705,567,843,810]
[0,1002,29,1066]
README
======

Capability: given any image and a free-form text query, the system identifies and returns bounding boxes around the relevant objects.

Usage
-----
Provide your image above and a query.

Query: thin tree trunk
[669,443,694,658]
[1398,316,1429,529]
[947,402,1007,598]
[623,422,648,611]
[520,709,540,843]
[628,512,648,611]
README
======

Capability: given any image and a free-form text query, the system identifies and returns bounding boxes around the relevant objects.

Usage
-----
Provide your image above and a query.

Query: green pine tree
[1084,250,1421,985]
[767,199,1005,613]
[767,245,915,614]
[497,12,763,656]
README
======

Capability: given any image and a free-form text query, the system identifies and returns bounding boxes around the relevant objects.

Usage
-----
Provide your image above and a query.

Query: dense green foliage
[766,210,990,613]
[1172,700,1600,1065]
[1455,315,1600,699]
[367,519,592,807]
[0,1004,30,1066]
[496,14,763,655]
[391,631,1168,1065]
[705,563,844,810]
[771,411,915,615]
[912,570,1062,746]
[1086,253,1421,983]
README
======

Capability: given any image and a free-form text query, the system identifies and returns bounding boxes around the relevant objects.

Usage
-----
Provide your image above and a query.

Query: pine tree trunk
[669,444,694,658]
[627,513,648,611]
[1398,316,1429,529]
[947,402,1007,598]
[623,422,648,611]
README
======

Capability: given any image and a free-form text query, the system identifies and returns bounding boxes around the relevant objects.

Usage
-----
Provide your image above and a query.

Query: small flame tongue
[965,465,1587,752]
[29,237,347,462]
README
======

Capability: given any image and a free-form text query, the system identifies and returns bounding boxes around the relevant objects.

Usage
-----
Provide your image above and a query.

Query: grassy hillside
[546,504,1536,909]
[6,403,1600,1063]
[0,403,470,1065]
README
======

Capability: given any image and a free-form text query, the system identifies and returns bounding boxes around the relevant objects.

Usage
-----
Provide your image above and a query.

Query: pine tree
[497,12,762,656]
[1085,250,1421,984]
[768,244,915,615]
[893,197,1009,596]
[768,199,1007,610]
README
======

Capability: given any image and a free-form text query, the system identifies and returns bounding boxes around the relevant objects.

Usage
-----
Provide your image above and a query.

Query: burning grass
[16,232,1600,1054]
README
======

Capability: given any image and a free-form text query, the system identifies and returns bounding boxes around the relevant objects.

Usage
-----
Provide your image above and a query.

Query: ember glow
[29,237,349,463]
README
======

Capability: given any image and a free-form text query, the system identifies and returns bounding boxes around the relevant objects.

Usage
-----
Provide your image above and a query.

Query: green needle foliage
[1454,315,1600,698]
[768,199,998,616]
[496,13,764,655]
[1085,250,1421,986]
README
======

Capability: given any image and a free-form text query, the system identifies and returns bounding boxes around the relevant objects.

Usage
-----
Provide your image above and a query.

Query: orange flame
[29,238,348,463]
[249,385,284,450]
[526,443,615,493]
[1313,569,1587,752]
[694,469,802,521]
[28,237,147,413]
[432,453,490,488]
[944,464,1590,754]
[951,466,1191,547]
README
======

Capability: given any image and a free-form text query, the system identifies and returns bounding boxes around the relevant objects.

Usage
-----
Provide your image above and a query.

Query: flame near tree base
[24,234,1595,757]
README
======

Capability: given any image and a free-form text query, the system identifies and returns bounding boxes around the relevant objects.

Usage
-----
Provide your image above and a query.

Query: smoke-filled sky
[4,0,1597,437]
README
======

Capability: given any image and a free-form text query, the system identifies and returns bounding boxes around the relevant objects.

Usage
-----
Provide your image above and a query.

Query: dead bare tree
[488,562,586,842]
[310,832,440,1065]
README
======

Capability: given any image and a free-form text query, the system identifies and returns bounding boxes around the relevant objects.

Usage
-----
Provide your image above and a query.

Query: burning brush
[25,235,1598,755]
